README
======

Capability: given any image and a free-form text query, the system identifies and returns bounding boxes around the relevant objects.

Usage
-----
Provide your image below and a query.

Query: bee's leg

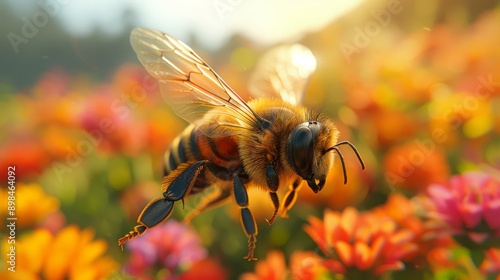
[162,161,206,202]
[184,188,232,224]
[233,173,258,261]
[266,192,280,225]
[183,161,233,223]
[280,179,302,217]
[118,197,174,249]
[118,161,205,249]
[265,164,280,225]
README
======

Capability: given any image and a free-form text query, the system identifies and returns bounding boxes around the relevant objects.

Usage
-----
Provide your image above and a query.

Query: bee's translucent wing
[248,44,317,105]
[130,27,266,136]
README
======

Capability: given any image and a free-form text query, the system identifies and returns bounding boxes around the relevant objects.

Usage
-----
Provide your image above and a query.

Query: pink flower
[124,220,207,278]
[427,171,500,249]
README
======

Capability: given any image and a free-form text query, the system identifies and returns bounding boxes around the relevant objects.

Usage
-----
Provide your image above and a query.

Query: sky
[6,0,363,49]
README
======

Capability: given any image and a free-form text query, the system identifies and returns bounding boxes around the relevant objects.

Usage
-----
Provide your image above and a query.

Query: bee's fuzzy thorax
[237,98,339,190]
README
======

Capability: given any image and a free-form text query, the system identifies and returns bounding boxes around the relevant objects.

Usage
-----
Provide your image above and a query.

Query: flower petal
[340,207,359,237]
[483,199,500,231]
[467,232,489,244]
[480,248,500,273]
[374,261,404,276]
[321,259,346,274]
[335,241,353,267]
[354,241,375,270]
[458,203,482,228]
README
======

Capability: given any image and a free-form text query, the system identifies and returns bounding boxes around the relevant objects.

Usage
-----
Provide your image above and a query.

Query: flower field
[1,1,500,280]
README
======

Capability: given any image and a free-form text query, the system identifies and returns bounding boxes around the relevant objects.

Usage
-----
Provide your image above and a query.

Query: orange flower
[304,207,418,278]
[240,250,326,280]
[480,248,500,276]
[239,250,287,280]
[370,109,420,148]
[0,225,118,280]
[39,126,82,161]
[426,247,464,275]
[372,194,454,267]
[289,251,327,280]
[383,140,449,193]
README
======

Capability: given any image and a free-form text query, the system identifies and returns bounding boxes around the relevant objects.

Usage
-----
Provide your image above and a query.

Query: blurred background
[1,0,500,279]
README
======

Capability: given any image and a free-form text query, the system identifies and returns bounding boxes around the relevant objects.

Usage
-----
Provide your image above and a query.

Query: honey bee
[118,28,365,260]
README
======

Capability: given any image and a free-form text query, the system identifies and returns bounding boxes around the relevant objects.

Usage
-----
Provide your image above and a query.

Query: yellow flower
[1,225,118,280]
[0,183,59,229]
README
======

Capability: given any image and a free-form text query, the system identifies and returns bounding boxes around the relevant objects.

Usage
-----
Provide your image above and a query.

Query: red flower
[180,258,228,280]
[0,140,50,182]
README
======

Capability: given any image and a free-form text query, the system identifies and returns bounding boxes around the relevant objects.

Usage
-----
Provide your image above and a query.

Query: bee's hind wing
[248,44,317,106]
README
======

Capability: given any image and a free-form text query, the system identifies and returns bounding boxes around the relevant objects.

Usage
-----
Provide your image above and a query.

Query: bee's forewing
[130,27,264,136]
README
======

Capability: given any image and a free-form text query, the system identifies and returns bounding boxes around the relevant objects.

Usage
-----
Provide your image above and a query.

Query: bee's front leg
[265,164,279,225]
[266,192,279,225]
[280,179,302,217]
[233,174,258,261]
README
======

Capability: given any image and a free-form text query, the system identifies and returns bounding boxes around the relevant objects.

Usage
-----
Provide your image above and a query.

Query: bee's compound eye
[287,124,314,177]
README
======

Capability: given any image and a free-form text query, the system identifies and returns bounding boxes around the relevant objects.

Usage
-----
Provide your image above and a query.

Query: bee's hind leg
[118,160,206,249]
[184,188,232,224]
[118,197,174,249]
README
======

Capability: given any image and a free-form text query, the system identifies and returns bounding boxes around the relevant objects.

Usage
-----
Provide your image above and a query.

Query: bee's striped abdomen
[163,124,242,177]
[163,125,201,176]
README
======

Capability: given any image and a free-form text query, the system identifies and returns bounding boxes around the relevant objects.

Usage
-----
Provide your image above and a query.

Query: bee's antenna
[323,141,365,184]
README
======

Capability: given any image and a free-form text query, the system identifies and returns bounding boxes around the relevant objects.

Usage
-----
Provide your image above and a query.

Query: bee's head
[286,120,364,193]
[286,121,336,192]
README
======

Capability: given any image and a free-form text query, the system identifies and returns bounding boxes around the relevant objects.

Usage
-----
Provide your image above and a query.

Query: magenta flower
[123,220,207,278]
[427,171,500,249]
